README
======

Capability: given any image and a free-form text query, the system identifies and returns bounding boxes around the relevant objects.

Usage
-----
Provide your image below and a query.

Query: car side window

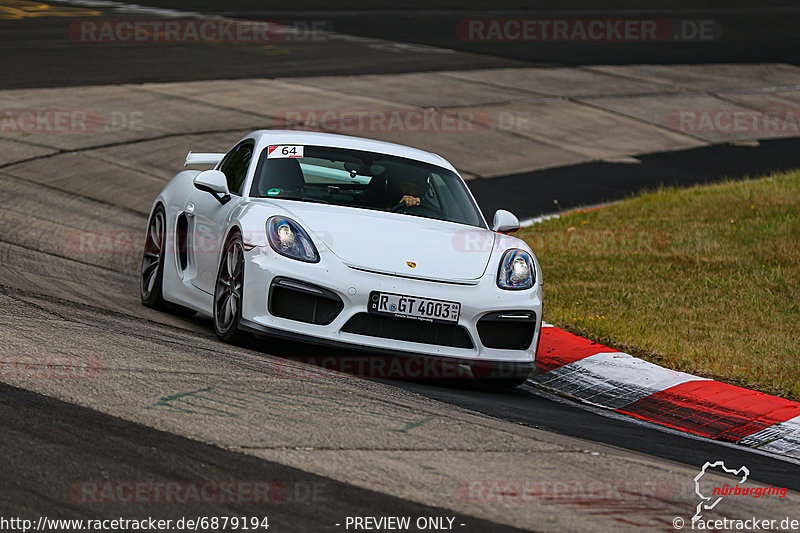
[218,140,254,195]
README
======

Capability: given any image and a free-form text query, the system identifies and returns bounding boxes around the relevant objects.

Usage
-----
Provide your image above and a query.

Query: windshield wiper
[277,196,330,204]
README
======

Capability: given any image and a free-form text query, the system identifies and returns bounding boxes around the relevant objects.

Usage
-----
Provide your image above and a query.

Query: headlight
[267,216,319,263]
[497,249,534,290]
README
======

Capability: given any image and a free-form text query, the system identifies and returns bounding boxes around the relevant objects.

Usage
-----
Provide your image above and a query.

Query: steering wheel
[390,201,411,213]
[390,201,438,218]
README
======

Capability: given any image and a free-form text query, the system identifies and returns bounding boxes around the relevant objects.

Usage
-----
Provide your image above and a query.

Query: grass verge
[517,170,800,400]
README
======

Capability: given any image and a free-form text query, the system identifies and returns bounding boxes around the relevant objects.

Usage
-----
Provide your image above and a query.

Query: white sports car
[141,130,542,385]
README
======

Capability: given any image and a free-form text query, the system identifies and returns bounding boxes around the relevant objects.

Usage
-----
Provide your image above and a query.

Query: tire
[140,205,168,309]
[140,205,197,317]
[213,231,249,344]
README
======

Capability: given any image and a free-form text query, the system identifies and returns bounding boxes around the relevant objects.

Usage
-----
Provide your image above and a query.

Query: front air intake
[477,311,537,350]
[341,313,474,349]
[268,277,344,325]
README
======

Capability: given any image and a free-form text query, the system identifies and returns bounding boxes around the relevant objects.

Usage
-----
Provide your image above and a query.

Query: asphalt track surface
[167,1,800,66]
[0,382,523,532]
[2,1,800,530]
[4,1,800,88]
[474,136,800,220]
[398,380,800,493]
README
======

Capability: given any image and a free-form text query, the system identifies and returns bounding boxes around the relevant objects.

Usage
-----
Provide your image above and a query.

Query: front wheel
[213,231,249,344]
[140,205,196,317]
[141,206,167,308]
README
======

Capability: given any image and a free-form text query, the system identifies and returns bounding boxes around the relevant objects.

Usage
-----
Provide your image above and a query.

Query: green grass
[518,170,800,400]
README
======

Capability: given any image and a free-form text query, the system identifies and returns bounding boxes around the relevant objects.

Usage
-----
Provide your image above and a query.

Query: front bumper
[241,245,542,368]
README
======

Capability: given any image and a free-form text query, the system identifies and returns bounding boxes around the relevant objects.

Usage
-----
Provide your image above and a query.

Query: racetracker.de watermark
[69,19,330,43]
[1,515,271,532]
[684,517,799,530]
[69,480,327,504]
[274,109,489,133]
[456,18,720,42]
[0,355,103,379]
[668,109,800,134]
[270,356,526,381]
[0,110,143,133]
[68,227,669,258]
[451,229,670,254]
[456,479,674,504]
[66,229,266,256]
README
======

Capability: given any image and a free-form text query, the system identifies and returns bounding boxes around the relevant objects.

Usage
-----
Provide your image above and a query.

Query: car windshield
[249,144,486,228]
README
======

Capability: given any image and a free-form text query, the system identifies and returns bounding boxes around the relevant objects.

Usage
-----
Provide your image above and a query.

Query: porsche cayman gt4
[141,130,542,385]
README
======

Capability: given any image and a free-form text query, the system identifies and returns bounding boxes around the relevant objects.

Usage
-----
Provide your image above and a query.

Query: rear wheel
[213,231,249,344]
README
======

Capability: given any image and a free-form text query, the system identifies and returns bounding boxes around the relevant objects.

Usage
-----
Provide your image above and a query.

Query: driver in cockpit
[365,168,426,210]
[384,173,428,209]
[392,176,422,207]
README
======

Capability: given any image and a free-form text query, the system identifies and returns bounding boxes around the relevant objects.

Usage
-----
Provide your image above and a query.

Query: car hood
[277,202,495,282]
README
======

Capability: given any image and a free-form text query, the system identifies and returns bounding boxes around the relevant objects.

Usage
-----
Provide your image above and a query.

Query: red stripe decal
[617,380,800,442]
[535,328,615,374]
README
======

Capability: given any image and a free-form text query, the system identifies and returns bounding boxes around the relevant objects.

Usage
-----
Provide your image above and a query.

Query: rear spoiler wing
[184,151,224,167]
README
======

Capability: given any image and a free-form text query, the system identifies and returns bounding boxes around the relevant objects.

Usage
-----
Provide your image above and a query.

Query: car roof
[248,130,458,173]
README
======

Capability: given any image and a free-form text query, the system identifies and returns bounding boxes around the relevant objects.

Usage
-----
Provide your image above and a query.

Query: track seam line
[0,136,63,151]
[0,283,220,342]
[0,238,130,276]
[74,151,169,182]
[568,97,712,145]
[130,84,285,122]
[0,203,140,238]
[0,127,258,171]
[0,169,151,217]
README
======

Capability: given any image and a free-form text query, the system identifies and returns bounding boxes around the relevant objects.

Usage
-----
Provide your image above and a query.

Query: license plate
[368,291,461,324]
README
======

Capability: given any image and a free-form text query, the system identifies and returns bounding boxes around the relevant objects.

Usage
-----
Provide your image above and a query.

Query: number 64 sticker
[267,145,304,158]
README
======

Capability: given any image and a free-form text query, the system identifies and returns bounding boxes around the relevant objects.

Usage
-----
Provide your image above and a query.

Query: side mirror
[193,170,231,205]
[491,209,520,234]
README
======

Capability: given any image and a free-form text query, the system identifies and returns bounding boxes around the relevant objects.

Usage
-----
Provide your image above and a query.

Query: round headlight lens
[267,217,319,263]
[497,249,534,290]
[510,256,530,284]
[276,223,296,250]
